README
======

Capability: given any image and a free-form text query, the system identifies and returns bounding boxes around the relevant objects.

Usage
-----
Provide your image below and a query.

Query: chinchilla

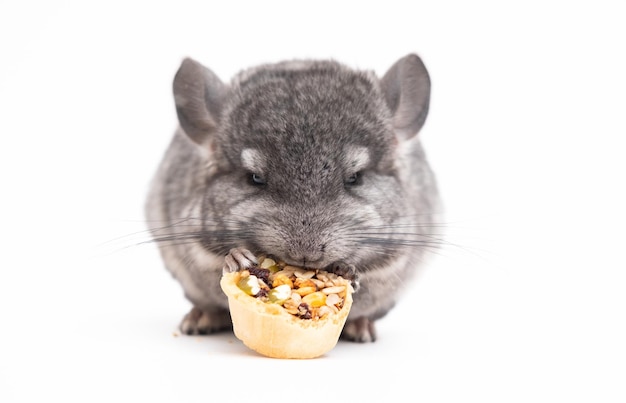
[145,54,441,342]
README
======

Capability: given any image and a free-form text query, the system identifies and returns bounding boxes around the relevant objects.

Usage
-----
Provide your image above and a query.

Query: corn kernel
[294,278,317,289]
[302,291,327,308]
[294,286,316,296]
[272,273,294,288]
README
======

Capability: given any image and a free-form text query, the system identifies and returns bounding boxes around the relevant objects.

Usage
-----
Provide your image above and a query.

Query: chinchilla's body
[146,54,441,342]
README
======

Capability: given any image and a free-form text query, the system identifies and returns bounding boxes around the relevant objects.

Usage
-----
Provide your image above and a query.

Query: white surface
[1,1,625,402]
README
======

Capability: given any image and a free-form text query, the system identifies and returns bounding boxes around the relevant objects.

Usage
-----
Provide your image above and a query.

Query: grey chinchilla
[145,54,442,342]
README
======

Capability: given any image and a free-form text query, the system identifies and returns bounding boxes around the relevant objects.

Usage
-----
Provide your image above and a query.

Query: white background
[1,1,625,402]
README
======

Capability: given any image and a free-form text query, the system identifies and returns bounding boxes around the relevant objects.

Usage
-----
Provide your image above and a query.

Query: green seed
[237,275,261,296]
[268,284,292,304]
[259,258,276,269]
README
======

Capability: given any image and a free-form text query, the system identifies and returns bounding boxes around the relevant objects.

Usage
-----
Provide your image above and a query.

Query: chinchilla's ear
[173,58,226,147]
[380,54,431,140]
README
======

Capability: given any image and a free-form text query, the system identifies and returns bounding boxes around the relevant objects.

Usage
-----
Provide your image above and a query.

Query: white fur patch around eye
[241,148,265,171]
[345,146,370,171]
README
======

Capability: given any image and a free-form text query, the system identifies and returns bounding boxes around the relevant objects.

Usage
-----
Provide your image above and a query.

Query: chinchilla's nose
[286,237,325,266]
[286,218,326,266]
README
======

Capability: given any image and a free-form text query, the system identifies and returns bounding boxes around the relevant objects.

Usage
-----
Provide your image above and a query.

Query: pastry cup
[220,271,353,359]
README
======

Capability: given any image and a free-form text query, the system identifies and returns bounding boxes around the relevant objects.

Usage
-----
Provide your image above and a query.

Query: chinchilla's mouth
[273,257,325,270]
[260,253,328,271]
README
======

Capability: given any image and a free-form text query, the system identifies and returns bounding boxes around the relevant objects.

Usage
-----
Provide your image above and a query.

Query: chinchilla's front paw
[329,261,361,293]
[222,247,258,274]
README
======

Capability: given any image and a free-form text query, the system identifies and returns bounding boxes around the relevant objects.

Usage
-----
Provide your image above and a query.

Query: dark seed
[297,303,312,320]
[248,266,270,284]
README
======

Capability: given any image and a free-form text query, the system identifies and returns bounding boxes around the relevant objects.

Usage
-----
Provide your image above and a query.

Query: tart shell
[220,271,353,359]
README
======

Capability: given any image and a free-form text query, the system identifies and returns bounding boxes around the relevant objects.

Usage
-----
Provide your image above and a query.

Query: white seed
[316,273,329,282]
[325,293,341,306]
[290,292,302,303]
[322,286,345,295]
[317,306,332,318]
[283,265,300,273]
[294,269,316,279]
[285,307,299,315]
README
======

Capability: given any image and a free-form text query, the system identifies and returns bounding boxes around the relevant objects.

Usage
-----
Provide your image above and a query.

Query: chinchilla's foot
[179,306,232,335]
[341,316,377,343]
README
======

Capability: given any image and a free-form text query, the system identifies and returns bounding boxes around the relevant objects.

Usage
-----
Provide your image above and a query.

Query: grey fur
[145,54,441,342]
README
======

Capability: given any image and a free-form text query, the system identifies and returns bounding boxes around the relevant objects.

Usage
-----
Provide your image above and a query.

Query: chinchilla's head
[173,54,431,270]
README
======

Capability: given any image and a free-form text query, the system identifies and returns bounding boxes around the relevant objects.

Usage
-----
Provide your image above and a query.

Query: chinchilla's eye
[249,173,267,186]
[345,172,362,186]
